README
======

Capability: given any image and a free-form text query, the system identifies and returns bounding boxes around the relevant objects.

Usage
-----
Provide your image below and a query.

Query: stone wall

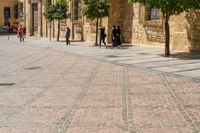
[170,13,190,52]
[107,0,124,43]
[0,0,17,31]
[186,11,200,52]
[21,0,199,52]
[122,1,134,43]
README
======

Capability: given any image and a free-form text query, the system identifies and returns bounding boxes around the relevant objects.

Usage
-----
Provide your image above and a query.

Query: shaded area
[0,83,15,86]
[160,52,200,60]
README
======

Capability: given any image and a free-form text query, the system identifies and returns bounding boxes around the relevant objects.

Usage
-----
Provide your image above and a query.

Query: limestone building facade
[0,0,19,32]
[20,0,200,52]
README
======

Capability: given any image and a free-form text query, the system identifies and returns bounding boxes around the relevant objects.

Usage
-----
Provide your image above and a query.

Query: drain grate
[0,83,15,86]
[138,53,149,55]
[24,67,42,70]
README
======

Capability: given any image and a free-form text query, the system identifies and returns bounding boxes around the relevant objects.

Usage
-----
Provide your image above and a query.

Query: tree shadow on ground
[160,52,200,60]
[58,40,84,42]
[105,44,135,49]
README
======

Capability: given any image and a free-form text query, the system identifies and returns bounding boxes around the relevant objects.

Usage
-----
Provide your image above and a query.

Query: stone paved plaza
[0,35,200,133]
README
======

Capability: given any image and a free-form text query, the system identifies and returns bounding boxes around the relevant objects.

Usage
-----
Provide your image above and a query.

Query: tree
[43,5,56,41]
[53,0,69,41]
[82,0,110,46]
[128,0,200,56]
[44,0,69,41]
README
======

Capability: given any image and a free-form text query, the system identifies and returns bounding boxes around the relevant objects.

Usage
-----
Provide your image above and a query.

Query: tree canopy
[43,5,56,21]
[82,0,110,46]
[53,0,69,20]
[43,0,69,41]
[82,0,110,20]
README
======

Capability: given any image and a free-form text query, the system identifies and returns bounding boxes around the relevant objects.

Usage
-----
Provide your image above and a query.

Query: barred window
[147,8,160,20]
[19,3,23,16]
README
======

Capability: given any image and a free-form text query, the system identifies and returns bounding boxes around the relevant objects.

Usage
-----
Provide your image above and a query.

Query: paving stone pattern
[0,36,200,132]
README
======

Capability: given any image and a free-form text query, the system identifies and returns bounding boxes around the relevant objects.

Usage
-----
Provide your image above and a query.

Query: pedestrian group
[99,25,122,49]
[16,24,122,48]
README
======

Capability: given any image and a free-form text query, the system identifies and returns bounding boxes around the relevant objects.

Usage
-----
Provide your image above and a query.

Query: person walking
[17,25,24,42]
[99,27,107,48]
[116,25,122,48]
[64,27,71,45]
[112,26,118,48]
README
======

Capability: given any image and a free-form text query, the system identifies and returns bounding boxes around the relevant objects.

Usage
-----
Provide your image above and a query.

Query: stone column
[25,0,32,36]
[107,0,124,43]
[38,1,42,37]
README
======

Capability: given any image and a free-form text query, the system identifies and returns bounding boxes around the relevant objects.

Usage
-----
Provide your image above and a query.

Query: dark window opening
[73,0,81,20]
[4,7,10,26]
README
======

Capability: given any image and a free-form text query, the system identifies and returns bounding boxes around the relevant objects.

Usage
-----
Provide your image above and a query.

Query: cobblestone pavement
[0,36,200,133]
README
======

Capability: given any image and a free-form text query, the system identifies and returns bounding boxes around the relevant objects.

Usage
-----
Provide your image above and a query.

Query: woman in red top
[17,25,24,42]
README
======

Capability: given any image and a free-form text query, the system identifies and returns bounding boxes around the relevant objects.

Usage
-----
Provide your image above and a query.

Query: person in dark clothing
[99,27,107,48]
[64,27,71,45]
[112,26,118,48]
[116,25,122,48]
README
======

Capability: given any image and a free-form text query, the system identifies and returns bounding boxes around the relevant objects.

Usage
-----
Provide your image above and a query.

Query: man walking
[64,27,71,45]
[99,27,107,48]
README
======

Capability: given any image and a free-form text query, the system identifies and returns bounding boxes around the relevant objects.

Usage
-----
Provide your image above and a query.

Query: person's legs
[99,38,102,48]
[116,36,120,49]
[22,35,24,41]
[19,35,22,42]
[103,37,106,48]
[66,37,68,45]
[67,37,70,45]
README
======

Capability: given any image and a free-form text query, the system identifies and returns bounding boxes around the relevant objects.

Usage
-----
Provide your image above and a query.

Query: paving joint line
[58,63,101,133]
[0,57,79,128]
[161,76,199,132]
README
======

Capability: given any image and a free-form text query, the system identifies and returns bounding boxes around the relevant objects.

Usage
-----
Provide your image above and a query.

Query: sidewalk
[4,35,200,81]
[0,35,200,132]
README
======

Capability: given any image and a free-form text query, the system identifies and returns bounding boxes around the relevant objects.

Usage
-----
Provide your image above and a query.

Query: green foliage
[43,5,56,21]
[128,0,200,17]
[43,0,69,21]
[82,0,110,20]
[53,0,69,20]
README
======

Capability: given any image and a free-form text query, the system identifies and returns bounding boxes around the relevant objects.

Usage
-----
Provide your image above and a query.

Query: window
[147,8,160,20]
[4,7,10,26]
[19,3,23,17]
[73,0,81,20]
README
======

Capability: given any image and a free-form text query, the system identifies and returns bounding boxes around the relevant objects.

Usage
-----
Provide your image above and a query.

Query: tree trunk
[46,21,48,38]
[57,20,60,41]
[53,20,55,38]
[49,21,52,41]
[164,16,170,56]
[95,18,99,46]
